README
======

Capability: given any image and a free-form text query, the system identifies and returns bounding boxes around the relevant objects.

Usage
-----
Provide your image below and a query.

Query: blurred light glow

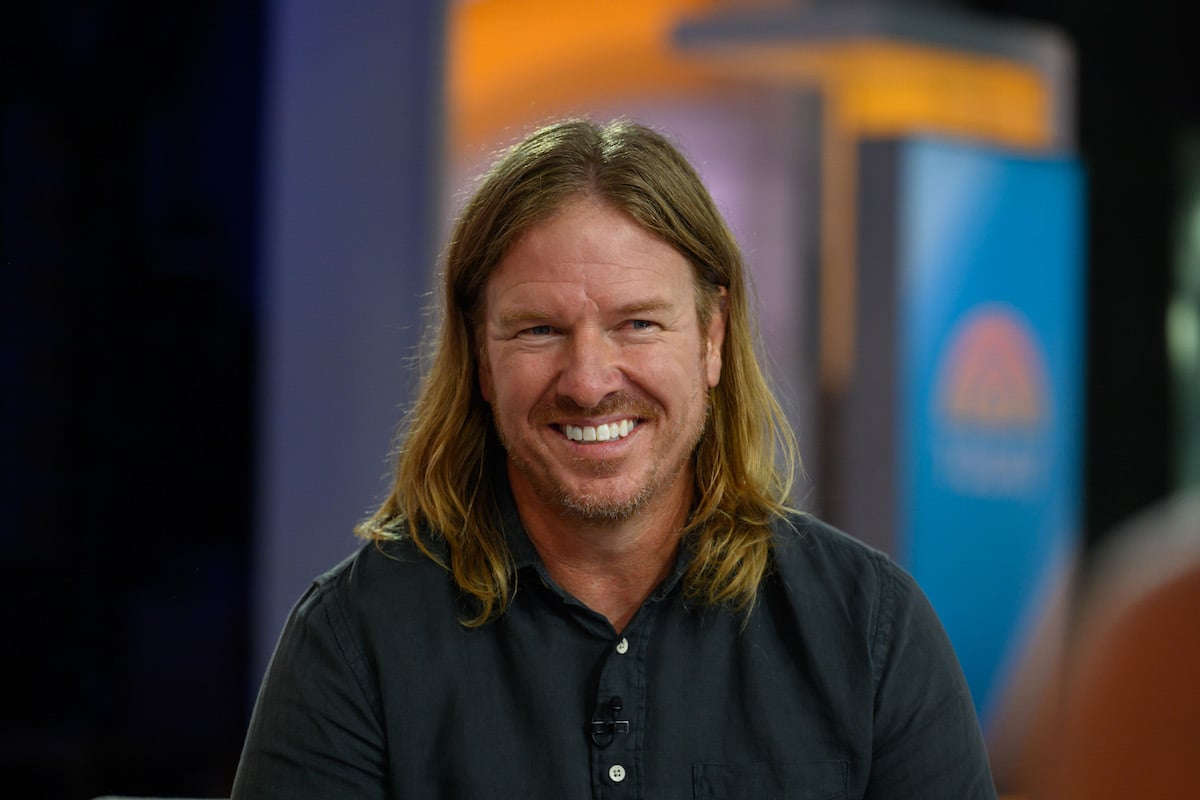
[449,0,721,149]
[1167,297,1198,377]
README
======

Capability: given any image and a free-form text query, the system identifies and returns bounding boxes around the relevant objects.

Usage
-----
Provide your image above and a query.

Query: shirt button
[615,637,629,654]
[608,764,627,783]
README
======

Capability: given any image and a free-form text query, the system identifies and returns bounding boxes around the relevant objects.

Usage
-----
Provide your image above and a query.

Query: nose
[556,328,622,410]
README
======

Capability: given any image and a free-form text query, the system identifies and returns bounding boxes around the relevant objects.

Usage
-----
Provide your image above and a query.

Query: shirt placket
[588,610,653,799]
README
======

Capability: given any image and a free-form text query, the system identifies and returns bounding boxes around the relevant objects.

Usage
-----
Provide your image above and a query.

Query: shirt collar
[495,473,541,571]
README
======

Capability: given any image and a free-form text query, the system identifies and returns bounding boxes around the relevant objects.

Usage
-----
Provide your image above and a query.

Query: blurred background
[2,0,1196,797]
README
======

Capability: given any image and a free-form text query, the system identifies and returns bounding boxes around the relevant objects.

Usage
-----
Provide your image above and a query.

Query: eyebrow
[497,310,552,329]
[496,299,675,330]
[615,299,672,317]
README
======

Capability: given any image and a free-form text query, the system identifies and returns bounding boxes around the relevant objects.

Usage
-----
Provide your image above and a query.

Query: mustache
[530,393,660,425]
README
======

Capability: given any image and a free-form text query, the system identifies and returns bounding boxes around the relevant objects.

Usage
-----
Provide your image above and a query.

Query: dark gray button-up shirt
[232,500,995,799]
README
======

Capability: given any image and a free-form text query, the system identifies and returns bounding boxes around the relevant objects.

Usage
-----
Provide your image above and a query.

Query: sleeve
[231,576,387,799]
[863,561,997,800]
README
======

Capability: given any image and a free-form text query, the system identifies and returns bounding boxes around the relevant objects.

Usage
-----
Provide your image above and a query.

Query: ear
[705,287,728,389]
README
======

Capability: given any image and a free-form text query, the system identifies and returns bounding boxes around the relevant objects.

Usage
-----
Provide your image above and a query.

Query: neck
[510,468,692,632]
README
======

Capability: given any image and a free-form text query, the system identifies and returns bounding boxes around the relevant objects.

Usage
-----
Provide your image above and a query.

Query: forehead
[484,198,695,310]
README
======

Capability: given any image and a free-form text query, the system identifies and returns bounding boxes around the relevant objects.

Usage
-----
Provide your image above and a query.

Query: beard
[493,391,708,523]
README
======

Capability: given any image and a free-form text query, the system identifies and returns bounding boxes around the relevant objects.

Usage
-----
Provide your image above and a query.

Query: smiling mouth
[558,419,639,443]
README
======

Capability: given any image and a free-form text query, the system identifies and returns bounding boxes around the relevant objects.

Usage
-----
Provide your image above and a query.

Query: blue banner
[896,138,1085,726]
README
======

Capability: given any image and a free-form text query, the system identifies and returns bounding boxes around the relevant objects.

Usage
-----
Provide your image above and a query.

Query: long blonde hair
[359,119,799,625]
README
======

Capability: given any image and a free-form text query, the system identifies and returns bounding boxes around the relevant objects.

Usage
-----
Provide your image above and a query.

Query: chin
[552,464,684,521]
[555,488,648,522]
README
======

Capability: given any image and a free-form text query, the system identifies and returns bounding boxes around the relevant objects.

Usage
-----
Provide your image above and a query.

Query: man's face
[479,197,726,523]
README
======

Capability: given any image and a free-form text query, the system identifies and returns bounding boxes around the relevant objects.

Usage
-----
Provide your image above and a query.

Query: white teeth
[563,419,638,443]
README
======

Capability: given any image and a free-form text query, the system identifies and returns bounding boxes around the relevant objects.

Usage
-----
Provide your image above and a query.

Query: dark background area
[2,3,260,796]
[965,0,1190,540]
[0,1,1192,796]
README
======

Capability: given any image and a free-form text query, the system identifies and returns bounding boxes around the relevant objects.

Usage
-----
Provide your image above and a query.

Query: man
[232,119,996,799]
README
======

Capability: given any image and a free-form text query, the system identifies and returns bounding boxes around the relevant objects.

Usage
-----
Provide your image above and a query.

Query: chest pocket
[693,760,848,800]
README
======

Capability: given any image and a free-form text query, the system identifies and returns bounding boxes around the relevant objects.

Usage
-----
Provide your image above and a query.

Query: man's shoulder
[314,527,451,592]
[771,510,891,567]
[767,510,903,602]
[300,530,458,622]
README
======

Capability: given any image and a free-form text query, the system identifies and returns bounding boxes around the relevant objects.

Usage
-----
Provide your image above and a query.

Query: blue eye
[524,325,553,336]
[630,320,655,330]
